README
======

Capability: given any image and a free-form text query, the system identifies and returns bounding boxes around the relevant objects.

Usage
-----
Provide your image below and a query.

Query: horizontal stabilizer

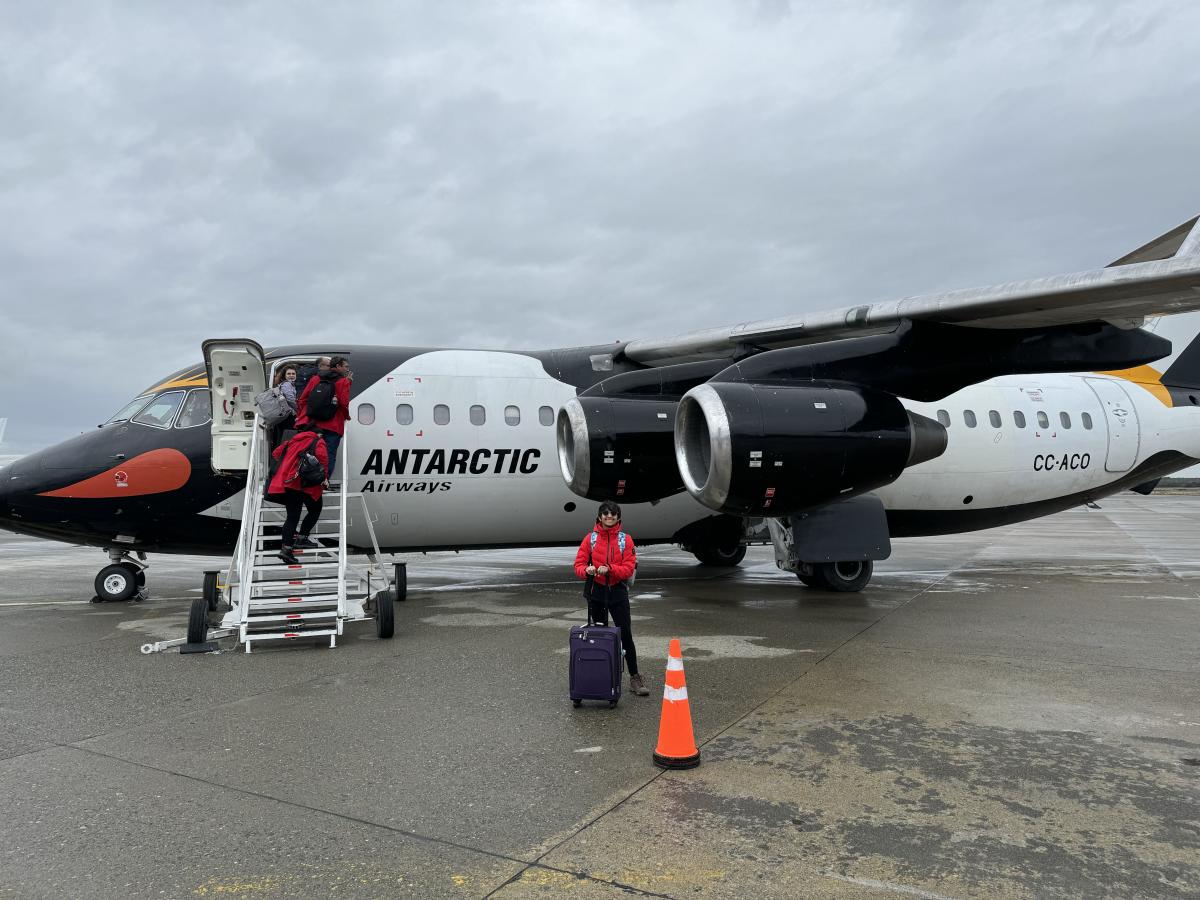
[1109,215,1200,266]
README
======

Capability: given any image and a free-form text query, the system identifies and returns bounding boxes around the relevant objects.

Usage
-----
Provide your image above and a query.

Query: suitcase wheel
[572,699,582,708]
[609,700,618,708]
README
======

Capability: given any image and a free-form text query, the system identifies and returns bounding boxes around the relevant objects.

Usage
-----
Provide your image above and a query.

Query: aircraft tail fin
[1155,312,1200,391]
[0,418,6,446]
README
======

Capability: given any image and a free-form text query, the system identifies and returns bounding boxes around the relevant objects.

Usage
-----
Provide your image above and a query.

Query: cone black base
[653,751,700,769]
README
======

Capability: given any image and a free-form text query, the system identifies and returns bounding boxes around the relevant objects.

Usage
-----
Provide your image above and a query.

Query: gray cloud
[2,0,1199,451]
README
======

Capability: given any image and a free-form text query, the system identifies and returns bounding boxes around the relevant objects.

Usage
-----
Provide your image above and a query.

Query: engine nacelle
[674,381,946,516]
[557,397,684,502]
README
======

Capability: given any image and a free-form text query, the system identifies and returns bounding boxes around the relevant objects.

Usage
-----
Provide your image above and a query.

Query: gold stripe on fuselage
[1093,365,1173,407]
[148,374,209,392]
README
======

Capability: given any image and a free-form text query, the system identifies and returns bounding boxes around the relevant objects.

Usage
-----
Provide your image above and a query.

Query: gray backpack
[254,386,291,427]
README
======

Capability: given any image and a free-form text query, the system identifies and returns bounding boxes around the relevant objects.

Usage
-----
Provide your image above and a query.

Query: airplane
[3,215,1200,604]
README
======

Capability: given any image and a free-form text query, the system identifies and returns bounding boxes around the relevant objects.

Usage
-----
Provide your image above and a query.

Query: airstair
[175,341,397,653]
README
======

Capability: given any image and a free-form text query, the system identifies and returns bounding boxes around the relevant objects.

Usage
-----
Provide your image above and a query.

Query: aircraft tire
[202,571,220,612]
[795,570,823,588]
[95,564,138,602]
[814,560,873,593]
[393,563,407,601]
[376,587,395,639]
[186,597,209,644]
[692,544,747,567]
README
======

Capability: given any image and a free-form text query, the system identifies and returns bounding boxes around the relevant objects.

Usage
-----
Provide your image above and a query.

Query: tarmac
[0,495,1198,898]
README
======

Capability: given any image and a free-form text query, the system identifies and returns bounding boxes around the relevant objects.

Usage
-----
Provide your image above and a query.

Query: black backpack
[295,434,326,487]
[306,374,339,421]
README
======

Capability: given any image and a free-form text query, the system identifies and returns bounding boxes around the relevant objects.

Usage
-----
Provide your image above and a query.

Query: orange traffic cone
[653,638,700,769]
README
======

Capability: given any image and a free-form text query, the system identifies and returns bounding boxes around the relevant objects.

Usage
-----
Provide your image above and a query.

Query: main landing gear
[766,517,877,593]
[93,549,148,602]
[795,560,874,593]
[690,541,747,567]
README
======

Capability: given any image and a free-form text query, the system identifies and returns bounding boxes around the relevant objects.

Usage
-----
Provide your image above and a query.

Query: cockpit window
[133,391,186,429]
[175,389,212,429]
[106,395,153,425]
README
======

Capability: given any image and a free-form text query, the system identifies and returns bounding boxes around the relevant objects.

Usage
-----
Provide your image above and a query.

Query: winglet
[1108,215,1200,266]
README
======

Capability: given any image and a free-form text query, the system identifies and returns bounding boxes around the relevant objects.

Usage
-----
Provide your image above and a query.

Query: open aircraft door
[203,339,267,473]
[1085,378,1141,473]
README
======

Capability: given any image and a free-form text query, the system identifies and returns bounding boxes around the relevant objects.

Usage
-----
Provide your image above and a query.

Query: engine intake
[675,381,946,516]
[557,396,684,502]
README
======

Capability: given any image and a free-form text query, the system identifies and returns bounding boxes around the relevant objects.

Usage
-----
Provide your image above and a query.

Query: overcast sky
[3,1,1199,452]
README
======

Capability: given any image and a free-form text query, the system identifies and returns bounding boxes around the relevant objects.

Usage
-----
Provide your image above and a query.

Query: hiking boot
[278,548,299,565]
[630,674,650,696]
[293,536,319,549]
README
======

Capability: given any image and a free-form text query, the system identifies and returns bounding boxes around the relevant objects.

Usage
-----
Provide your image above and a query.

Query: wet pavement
[0,496,1198,898]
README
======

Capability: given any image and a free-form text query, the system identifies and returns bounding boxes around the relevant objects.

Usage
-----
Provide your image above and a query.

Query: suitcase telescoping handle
[583,576,611,626]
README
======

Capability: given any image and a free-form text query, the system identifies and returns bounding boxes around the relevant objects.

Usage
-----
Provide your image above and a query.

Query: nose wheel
[92,550,148,602]
[94,563,144,602]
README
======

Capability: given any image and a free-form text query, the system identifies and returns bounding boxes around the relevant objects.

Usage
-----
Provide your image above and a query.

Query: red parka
[268,431,328,501]
[296,374,351,435]
[573,521,637,587]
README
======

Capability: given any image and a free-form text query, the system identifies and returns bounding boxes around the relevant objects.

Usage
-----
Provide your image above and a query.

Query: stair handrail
[230,419,266,624]
[337,429,348,619]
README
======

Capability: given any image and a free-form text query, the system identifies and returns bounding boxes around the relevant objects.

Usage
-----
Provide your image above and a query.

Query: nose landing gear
[92,549,148,602]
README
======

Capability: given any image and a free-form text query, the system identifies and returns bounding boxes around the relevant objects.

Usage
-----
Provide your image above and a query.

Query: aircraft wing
[624,216,1200,366]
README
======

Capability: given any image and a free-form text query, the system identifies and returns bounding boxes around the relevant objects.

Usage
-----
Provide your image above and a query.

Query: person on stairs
[296,355,351,486]
[267,424,329,564]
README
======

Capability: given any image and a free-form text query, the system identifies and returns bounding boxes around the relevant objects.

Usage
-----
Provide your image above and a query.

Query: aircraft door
[1085,378,1140,473]
[202,339,267,473]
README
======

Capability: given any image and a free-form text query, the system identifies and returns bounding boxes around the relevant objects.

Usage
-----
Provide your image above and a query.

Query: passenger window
[175,390,212,429]
[434,404,451,425]
[1082,412,1093,430]
[357,403,375,426]
[470,405,486,426]
[505,405,520,426]
[963,410,977,428]
[989,410,1001,428]
[1014,410,1026,428]
[107,394,153,424]
[539,405,555,426]
[1037,411,1049,429]
[1060,412,1071,429]
[396,404,413,426]
[133,391,185,429]
[936,409,950,427]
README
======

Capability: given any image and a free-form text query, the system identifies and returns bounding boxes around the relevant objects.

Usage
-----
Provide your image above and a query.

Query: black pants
[281,491,321,548]
[587,582,638,676]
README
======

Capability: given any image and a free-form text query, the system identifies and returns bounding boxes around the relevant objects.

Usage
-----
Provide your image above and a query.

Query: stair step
[244,628,340,643]
[250,578,341,597]
[246,610,340,624]
[245,594,341,611]
[255,523,341,535]
[252,560,341,572]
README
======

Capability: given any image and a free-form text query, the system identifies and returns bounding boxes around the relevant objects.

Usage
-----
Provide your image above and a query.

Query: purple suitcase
[570,618,623,708]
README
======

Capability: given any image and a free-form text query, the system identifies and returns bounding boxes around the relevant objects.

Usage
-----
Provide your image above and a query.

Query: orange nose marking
[38,448,192,499]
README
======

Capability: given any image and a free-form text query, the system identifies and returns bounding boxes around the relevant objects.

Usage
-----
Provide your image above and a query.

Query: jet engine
[557,396,683,502]
[557,360,727,503]
[674,381,947,516]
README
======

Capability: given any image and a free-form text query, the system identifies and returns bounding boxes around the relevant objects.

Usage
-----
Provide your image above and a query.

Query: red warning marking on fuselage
[38,449,191,499]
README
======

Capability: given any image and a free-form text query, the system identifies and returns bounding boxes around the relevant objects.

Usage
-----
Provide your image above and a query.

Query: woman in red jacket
[574,501,650,696]
[267,425,329,564]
